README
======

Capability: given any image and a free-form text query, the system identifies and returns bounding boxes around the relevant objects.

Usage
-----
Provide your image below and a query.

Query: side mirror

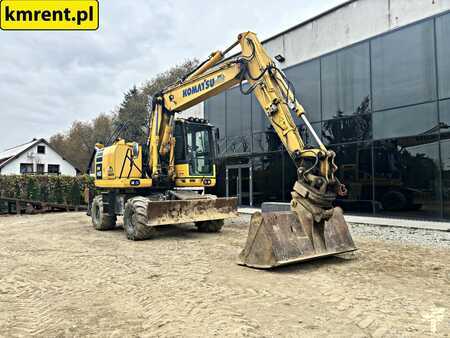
[214,128,220,140]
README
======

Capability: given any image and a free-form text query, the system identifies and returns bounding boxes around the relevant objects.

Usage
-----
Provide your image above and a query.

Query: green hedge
[0,175,95,206]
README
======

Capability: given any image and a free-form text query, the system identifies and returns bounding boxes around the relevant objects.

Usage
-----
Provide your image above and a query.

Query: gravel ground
[349,223,450,249]
[0,212,449,337]
[238,213,450,248]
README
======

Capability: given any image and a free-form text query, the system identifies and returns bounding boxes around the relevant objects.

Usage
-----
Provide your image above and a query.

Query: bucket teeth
[238,208,356,269]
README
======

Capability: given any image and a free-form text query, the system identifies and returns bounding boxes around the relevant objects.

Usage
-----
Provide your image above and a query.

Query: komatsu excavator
[89,32,356,268]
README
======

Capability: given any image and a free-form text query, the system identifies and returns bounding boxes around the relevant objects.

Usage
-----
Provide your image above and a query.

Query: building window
[436,12,450,99]
[372,102,438,140]
[37,145,46,154]
[47,164,60,175]
[321,42,371,120]
[371,19,436,111]
[20,163,33,174]
[36,164,45,174]
[284,59,321,123]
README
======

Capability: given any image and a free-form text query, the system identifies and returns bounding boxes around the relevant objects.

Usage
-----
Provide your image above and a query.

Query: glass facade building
[205,12,450,220]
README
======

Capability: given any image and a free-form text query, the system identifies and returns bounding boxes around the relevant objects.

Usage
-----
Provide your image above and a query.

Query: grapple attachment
[145,197,238,227]
[238,207,356,269]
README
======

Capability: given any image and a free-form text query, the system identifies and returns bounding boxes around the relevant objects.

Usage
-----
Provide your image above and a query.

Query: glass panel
[36,164,45,174]
[48,165,60,175]
[441,138,450,219]
[298,122,322,147]
[252,153,283,205]
[204,93,226,153]
[321,42,371,120]
[226,87,241,138]
[283,151,295,201]
[252,130,281,153]
[373,102,438,140]
[284,59,321,123]
[371,20,436,110]
[186,125,213,176]
[251,91,269,133]
[441,100,450,219]
[322,113,372,145]
[225,135,252,154]
[240,84,252,134]
[330,142,374,213]
[374,137,441,219]
[225,86,251,154]
[20,163,33,174]
[211,158,226,197]
[436,12,450,99]
[440,99,450,126]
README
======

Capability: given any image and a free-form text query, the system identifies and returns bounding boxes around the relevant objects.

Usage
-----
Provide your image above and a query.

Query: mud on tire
[123,197,155,241]
[195,219,224,233]
[91,195,116,230]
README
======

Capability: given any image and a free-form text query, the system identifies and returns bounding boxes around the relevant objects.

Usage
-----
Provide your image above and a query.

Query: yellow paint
[100,140,143,181]
[95,178,152,189]
[1,0,99,30]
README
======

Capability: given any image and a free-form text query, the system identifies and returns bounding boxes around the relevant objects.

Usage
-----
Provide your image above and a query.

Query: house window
[36,164,45,174]
[37,145,46,154]
[47,164,60,175]
[20,163,33,174]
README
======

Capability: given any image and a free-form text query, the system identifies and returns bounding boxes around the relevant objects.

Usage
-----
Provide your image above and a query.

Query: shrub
[0,175,95,206]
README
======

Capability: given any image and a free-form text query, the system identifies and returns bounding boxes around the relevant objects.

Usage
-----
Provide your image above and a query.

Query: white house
[0,138,78,176]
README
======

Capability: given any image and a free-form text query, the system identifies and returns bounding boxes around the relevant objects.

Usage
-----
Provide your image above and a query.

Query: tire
[91,195,116,230]
[123,197,155,241]
[195,219,224,233]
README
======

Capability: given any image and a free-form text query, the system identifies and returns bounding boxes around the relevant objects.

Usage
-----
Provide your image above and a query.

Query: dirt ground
[0,212,449,338]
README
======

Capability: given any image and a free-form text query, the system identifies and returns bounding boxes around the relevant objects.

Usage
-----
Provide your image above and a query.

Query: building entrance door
[226,165,253,206]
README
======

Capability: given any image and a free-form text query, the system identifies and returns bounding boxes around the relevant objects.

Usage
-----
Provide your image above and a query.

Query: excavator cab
[173,118,216,187]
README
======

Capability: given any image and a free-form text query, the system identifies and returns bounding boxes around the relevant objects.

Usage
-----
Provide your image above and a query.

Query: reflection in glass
[252,153,283,205]
[204,93,226,139]
[441,138,450,218]
[372,102,438,140]
[322,96,372,145]
[330,142,374,213]
[252,129,282,153]
[371,20,436,110]
[440,99,450,126]
[284,60,321,123]
[321,42,371,120]
[225,134,251,154]
[374,137,441,218]
[436,12,450,99]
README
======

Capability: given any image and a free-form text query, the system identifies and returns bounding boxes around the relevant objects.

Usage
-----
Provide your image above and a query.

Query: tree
[50,59,198,172]
[50,114,113,173]
[113,59,198,144]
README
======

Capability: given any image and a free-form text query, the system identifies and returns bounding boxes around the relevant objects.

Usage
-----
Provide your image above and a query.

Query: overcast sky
[0,0,345,149]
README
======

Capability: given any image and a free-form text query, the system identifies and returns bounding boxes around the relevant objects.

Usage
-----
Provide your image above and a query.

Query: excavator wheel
[91,195,116,231]
[195,219,224,233]
[123,197,156,241]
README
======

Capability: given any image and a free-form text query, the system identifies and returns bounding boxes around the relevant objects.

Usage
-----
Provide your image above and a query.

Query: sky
[0,0,346,149]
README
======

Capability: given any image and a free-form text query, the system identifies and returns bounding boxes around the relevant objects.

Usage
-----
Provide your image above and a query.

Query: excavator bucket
[238,207,356,269]
[145,197,238,227]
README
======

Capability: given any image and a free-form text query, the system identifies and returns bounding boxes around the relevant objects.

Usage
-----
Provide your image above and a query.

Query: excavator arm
[149,32,356,268]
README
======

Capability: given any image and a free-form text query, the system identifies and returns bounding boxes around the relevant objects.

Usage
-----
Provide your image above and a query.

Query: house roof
[0,138,79,172]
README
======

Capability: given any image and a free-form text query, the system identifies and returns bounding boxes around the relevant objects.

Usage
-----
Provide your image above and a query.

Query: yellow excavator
[89,32,356,268]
